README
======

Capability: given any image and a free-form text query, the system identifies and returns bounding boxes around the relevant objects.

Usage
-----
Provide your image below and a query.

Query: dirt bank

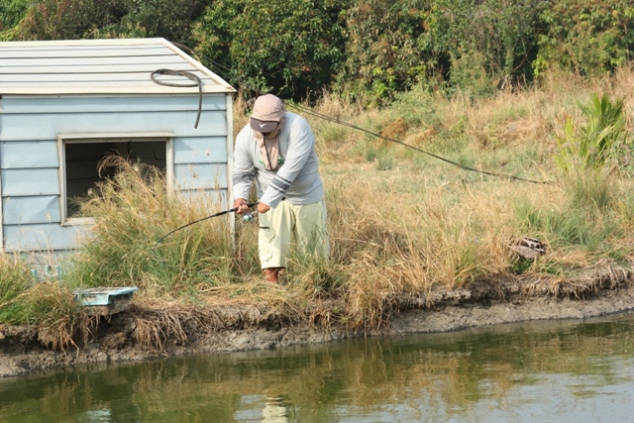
[2,267,634,379]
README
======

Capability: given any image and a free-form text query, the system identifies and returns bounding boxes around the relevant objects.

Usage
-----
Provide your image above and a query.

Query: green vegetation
[0,255,85,349]
[2,1,634,349]
[0,254,33,324]
[2,0,634,101]
[64,155,237,295]
[555,93,630,172]
[194,0,350,101]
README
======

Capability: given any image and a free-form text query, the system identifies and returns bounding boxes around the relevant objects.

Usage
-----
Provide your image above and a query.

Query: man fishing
[232,94,330,284]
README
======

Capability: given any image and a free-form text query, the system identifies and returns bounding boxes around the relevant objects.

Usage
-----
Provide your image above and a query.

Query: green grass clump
[1,256,85,349]
[513,170,618,254]
[555,93,631,173]
[0,255,33,324]
[63,155,237,298]
[9,69,634,335]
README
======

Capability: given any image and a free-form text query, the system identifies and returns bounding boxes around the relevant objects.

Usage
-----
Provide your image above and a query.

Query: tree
[6,0,206,45]
[8,0,127,40]
[534,0,634,77]
[193,0,350,101]
[335,0,434,104]
[104,0,207,46]
[0,0,30,32]
[425,0,546,95]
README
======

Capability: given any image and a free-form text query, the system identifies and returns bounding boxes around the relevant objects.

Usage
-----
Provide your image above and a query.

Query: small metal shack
[0,38,236,254]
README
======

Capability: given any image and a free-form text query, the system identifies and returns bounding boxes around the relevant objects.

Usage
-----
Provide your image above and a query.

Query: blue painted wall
[0,94,232,252]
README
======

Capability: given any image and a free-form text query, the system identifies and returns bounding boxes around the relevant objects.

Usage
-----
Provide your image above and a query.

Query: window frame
[57,132,174,226]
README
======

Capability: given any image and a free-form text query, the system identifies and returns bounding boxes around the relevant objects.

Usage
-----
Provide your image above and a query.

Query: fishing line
[194,52,551,184]
[289,102,552,184]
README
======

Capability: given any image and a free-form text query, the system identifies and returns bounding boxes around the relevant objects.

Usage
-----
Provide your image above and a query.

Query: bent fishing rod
[155,202,258,246]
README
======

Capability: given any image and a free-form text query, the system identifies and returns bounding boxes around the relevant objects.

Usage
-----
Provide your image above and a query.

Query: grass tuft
[0,254,34,324]
[10,66,634,338]
[64,155,236,297]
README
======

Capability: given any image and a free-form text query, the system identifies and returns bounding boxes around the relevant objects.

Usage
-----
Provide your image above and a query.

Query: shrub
[64,155,237,296]
[555,93,630,172]
[426,0,546,92]
[534,1,634,78]
[193,0,350,101]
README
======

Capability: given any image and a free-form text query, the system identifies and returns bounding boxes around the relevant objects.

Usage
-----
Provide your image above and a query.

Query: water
[2,313,634,423]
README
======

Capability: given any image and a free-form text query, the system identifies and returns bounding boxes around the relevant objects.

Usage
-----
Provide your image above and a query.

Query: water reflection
[1,313,634,422]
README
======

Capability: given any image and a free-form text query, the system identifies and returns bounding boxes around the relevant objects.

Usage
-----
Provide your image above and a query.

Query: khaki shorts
[258,199,329,269]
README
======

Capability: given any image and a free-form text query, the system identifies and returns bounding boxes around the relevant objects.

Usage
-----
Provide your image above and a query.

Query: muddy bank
[2,269,634,379]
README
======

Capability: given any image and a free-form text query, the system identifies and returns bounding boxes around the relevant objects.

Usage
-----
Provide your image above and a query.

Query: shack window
[58,134,173,224]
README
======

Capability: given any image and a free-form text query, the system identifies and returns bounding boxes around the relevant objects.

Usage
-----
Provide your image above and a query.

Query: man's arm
[232,130,256,213]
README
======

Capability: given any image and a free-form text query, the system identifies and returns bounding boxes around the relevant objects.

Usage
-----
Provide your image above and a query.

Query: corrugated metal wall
[0,94,231,252]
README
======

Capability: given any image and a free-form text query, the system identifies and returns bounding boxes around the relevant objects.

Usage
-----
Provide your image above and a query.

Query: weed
[0,254,34,324]
[555,93,630,172]
[63,155,237,296]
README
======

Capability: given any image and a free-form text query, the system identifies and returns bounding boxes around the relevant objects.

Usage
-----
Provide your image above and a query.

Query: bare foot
[263,268,282,284]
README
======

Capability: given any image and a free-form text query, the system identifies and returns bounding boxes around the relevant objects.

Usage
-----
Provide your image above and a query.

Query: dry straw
[3,67,634,349]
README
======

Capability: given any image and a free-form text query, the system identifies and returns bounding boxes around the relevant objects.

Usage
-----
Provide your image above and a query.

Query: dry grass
[303,66,634,327]
[64,155,237,295]
[5,68,634,350]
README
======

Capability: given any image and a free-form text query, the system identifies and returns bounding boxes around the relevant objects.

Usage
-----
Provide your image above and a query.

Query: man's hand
[233,198,249,214]
[258,202,271,214]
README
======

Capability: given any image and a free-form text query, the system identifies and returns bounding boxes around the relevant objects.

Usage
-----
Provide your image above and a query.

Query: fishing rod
[155,202,258,246]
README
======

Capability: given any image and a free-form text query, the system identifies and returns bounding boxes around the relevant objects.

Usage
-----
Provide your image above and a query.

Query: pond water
[1,312,634,423]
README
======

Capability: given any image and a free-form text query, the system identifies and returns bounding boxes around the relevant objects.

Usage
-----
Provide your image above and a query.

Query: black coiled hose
[150,68,203,128]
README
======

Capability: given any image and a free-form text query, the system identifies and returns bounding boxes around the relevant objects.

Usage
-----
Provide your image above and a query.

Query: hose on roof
[150,69,203,128]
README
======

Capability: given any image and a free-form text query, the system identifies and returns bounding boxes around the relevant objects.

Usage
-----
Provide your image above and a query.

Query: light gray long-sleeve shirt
[232,112,324,208]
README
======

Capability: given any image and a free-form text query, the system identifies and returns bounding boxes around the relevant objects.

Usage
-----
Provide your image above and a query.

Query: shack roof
[0,38,235,96]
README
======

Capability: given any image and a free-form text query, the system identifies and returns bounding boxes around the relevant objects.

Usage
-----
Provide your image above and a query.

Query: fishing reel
[241,212,258,224]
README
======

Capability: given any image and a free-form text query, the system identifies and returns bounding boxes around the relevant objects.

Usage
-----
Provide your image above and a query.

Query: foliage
[425,0,546,95]
[0,0,29,34]
[5,0,205,44]
[555,93,630,172]
[2,0,634,101]
[534,0,634,77]
[335,0,433,104]
[98,0,207,46]
[0,257,82,343]
[64,155,237,296]
[0,254,33,324]
[334,0,548,100]
[193,0,350,101]
[8,0,127,40]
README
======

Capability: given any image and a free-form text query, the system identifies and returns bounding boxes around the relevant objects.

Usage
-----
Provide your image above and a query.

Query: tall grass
[64,155,237,297]
[0,255,86,349]
[6,67,634,337]
[0,254,33,324]
[305,67,634,325]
